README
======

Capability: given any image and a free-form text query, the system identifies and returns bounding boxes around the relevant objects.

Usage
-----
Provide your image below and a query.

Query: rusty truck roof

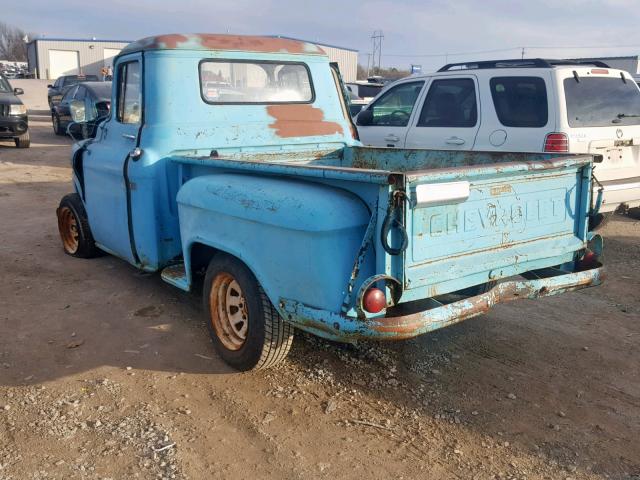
[120,34,327,56]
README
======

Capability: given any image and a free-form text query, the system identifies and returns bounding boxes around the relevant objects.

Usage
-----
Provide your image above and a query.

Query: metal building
[26,38,131,80]
[27,35,359,82]
[568,55,640,74]
[270,36,358,82]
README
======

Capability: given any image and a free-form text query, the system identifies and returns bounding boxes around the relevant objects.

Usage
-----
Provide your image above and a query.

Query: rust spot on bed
[266,105,344,138]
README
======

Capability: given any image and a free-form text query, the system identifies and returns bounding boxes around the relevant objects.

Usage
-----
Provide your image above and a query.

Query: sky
[5,0,640,71]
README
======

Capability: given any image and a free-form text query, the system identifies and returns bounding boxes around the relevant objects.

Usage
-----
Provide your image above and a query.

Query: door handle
[122,133,136,140]
[445,136,465,145]
[384,134,400,142]
[130,147,143,160]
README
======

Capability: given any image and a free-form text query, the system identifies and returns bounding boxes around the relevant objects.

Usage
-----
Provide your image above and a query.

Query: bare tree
[0,22,33,62]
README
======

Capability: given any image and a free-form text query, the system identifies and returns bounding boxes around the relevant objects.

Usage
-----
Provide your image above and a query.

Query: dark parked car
[0,74,29,148]
[51,82,111,136]
[47,74,99,108]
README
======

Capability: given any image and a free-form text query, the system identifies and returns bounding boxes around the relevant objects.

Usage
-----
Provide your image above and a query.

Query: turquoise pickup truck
[56,34,604,371]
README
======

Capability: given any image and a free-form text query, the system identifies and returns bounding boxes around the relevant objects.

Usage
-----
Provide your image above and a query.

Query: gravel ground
[0,80,639,480]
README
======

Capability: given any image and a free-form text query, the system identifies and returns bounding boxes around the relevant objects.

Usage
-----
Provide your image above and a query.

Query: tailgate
[402,156,592,296]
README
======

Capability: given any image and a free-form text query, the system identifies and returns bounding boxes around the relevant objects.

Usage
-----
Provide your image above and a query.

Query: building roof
[569,55,640,61]
[27,33,357,54]
[120,34,327,56]
[28,37,132,45]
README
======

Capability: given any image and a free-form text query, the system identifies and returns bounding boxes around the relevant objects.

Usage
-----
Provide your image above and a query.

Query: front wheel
[14,131,30,148]
[52,113,65,136]
[203,253,294,371]
[56,193,100,258]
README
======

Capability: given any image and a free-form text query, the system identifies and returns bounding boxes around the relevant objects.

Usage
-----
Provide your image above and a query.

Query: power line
[370,30,384,75]
[362,43,640,59]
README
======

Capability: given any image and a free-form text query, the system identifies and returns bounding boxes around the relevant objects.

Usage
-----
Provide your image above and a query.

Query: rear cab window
[199,61,313,104]
[490,76,548,127]
[562,75,640,127]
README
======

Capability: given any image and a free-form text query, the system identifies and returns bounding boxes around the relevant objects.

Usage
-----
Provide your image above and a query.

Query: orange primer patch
[197,34,325,54]
[267,105,343,138]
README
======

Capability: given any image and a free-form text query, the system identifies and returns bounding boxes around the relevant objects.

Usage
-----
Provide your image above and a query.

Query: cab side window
[417,79,477,127]
[117,61,141,124]
[366,81,424,127]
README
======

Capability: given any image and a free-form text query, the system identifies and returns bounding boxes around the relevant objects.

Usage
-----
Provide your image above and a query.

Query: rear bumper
[279,264,604,342]
[595,176,640,212]
[0,115,28,138]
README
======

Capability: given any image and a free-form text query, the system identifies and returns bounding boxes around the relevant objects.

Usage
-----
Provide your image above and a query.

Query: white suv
[356,59,640,213]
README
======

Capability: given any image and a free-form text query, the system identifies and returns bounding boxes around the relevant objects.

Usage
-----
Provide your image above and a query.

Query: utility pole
[371,30,384,75]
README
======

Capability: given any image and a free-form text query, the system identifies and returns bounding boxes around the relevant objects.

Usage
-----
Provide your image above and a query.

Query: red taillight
[578,249,598,269]
[363,287,386,313]
[544,133,568,152]
[591,69,609,75]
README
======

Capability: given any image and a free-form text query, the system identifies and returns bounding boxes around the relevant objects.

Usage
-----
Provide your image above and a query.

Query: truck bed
[173,144,566,173]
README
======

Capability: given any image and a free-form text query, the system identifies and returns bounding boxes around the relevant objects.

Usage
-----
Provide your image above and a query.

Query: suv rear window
[490,77,548,127]
[563,76,640,127]
[199,61,313,104]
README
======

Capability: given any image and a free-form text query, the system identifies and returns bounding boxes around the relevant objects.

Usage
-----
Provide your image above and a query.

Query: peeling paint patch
[123,34,326,55]
[266,105,343,138]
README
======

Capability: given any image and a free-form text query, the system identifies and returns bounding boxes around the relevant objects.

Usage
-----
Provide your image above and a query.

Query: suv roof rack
[437,58,610,72]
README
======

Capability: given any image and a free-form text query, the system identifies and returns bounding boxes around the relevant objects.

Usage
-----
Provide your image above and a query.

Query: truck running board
[161,263,190,292]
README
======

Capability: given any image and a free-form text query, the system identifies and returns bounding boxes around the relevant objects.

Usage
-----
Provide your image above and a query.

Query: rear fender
[177,174,373,313]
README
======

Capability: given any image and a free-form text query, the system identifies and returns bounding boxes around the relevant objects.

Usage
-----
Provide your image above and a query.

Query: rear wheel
[14,131,30,148]
[203,253,294,371]
[56,193,100,258]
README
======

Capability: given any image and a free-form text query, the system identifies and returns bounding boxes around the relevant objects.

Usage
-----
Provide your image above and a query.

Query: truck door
[405,76,480,150]
[356,81,425,147]
[82,53,143,264]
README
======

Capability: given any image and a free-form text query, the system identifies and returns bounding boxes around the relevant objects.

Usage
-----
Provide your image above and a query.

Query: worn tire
[203,253,294,371]
[14,131,30,148]
[628,208,640,220]
[52,113,65,136]
[56,193,100,258]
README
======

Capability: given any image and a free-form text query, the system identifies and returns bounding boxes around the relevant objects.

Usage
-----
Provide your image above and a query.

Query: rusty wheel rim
[58,206,79,254]
[209,272,248,351]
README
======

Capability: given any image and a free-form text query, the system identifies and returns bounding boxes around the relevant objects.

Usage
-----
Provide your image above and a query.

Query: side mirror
[13,88,23,95]
[356,108,374,126]
[95,101,110,119]
[69,99,86,123]
[47,84,53,88]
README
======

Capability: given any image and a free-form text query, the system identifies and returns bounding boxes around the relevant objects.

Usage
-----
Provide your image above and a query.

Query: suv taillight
[544,133,568,152]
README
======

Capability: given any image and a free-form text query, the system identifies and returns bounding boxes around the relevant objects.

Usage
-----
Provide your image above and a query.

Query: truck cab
[57,35,603,371]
